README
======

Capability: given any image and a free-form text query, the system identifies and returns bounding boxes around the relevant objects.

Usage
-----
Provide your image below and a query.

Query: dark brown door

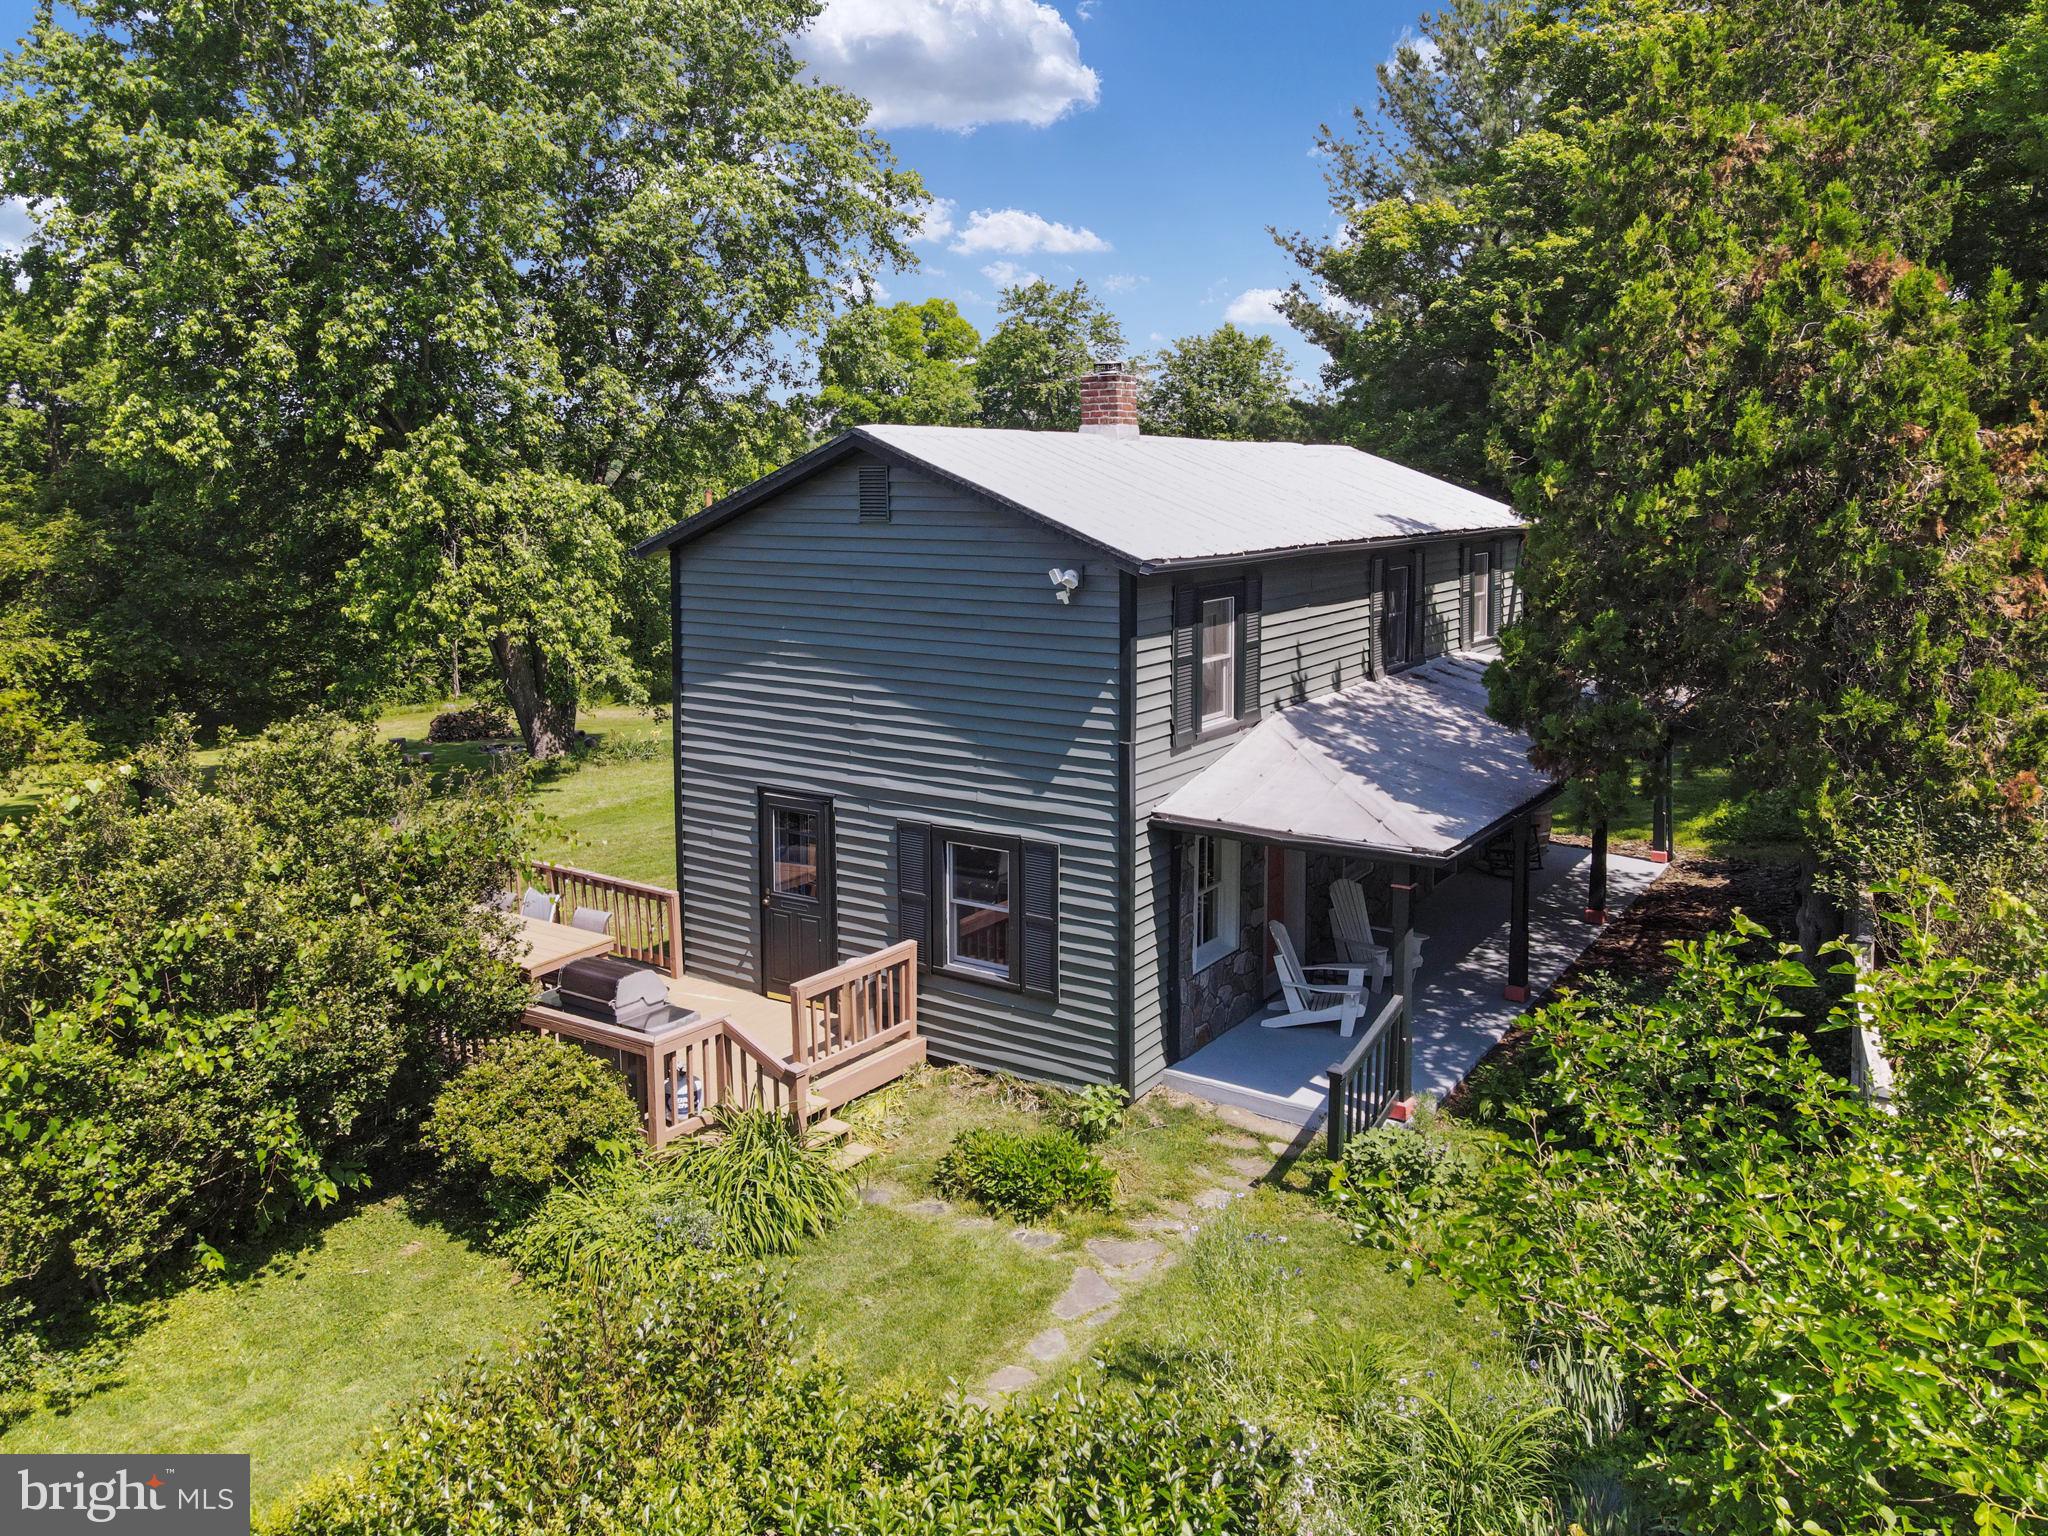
[758,790,834,999]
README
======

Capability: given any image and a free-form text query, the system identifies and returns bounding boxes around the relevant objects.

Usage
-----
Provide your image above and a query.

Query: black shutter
[1490,539,1505,635]
[895,822,931,969]
[1409,549,1425,662]
[858,464,891,522]
[1458,542,1471,650]
[1238,571,1261,720]
[1170,583,1197,747]
[1368,554,1384,677]
[1020,840,1060,999]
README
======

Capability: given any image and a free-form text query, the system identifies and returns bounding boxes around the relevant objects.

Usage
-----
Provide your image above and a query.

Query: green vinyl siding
[675,453,1123,1085]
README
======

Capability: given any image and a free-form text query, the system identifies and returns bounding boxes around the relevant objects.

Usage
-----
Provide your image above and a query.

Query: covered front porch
[1147,654,1670,1137]
[1158,842,1666,1125]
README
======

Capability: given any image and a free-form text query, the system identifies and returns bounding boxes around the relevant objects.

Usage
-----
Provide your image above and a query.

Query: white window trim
[944,838,1013,982]
[1192,836,1242,973]
[1198,595,1237,728]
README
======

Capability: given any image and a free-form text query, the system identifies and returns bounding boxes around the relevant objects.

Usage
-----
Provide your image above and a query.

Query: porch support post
[1390,863,1417,1101]
[1649,742,1674,863]
[1505,815,1532,1003]
[1586,815,1609,924]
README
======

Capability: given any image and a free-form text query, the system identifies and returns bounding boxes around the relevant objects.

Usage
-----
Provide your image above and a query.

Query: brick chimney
[1078,359,1139,439]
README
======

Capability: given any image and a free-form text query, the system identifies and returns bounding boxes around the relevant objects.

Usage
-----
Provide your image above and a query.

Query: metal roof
[634,425,1521,570]
[1150,655,1561,862]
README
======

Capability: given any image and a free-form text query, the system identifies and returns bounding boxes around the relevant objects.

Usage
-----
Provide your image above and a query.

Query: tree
[975,280,1125,431]
[0,0,918,756]
[1485,0,2048,869]
[1279,0,1572,491]
[1421,884,2048,1533]
[815,298,981,431]
[1139,325,1306,441]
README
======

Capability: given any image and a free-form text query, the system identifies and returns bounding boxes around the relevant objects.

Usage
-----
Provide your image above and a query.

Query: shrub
[680,1106,854,1258]
[933,1127,1115,1218]
[425,704,514,742]
[0,716,534,1311]
[1427,884,2048,1535]
[273,1266,1283,1535]
[423,1034,641,1207]
[1324,1120,1461,1236]
[1051,1082,1130,1144]
[507,1150,716,1288]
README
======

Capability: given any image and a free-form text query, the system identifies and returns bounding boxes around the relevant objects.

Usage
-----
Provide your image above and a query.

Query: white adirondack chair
[1328,879,1392,993]
[1262,922,1375,1037]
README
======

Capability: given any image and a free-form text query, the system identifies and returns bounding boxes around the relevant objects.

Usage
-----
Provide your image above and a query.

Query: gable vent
[857,464,891,523]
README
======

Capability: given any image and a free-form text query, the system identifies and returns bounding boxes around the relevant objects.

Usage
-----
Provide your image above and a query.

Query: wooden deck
[509,862,925,1145]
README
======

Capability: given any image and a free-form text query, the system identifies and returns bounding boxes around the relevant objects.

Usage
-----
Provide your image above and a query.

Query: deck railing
[1325,992,1406,1160]
[531,861,683,977]
[788,940,919,1074]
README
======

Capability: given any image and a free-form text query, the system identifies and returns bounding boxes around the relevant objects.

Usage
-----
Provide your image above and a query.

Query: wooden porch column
[1505,815,1532,1002]
[1586,815,1609,923]
[1390,863,1417,1100]
[1649,743,1674,864]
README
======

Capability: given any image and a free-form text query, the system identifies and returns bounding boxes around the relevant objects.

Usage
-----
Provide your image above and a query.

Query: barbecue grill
[553,956,686,1032]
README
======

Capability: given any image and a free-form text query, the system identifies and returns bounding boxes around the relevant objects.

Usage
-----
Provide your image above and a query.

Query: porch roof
[1150,654,1562,864]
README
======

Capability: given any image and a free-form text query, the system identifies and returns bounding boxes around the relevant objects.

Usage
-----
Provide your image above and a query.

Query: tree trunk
[492,632,578,758]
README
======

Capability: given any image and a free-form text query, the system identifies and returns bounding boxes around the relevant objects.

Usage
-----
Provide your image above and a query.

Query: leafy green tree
[815,298,981,430]
[1419,883,2048,1533]
[0,0,918,755]
[1485,0,2048,867]
[1279,0,1572,490]
[1918,0,2048,289]
[1139,324,1306,441]
[975,280,1125,431]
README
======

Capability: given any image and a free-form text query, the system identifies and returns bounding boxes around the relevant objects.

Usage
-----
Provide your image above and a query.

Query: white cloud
[950,207,1109,256]
[0,197,37,255]
[1077,0,1101,17]
[1100,272,1146,292]
[909,196,956,244]
[1223,287,1290,327]
[1385,27,1443,73]
[980,259,1040,288]
[804,0,1101,132]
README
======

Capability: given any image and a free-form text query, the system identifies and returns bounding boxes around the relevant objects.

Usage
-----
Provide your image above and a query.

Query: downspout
[1115,569,1137,1094]
[669,546,688,961]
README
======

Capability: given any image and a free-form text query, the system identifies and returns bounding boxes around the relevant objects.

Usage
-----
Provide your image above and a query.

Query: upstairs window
[1468,550,1495,642]
[1199,596,1237,726]
[1171,573,1262,749]
[1381,561,1413,668]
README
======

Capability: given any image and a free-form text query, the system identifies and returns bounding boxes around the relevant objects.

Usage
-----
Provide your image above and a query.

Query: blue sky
[0,0,1426,385]
[803,0,1423,383]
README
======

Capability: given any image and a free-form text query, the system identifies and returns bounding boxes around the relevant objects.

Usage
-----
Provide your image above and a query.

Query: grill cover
[555,956,672,1028]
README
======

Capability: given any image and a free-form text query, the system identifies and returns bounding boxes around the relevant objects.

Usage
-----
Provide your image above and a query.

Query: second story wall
[675,452,1126,1085]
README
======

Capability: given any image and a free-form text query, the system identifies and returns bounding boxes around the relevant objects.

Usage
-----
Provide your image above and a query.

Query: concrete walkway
[1158,845,1666,1125]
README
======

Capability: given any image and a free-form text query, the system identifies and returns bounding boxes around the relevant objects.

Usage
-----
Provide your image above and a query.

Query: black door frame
[755,787,837,999]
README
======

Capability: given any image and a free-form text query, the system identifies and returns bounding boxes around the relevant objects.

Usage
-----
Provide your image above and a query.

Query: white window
[1192,835,1241,972]
[1469,552,1495,642]
[945,839,1013,981]
[1199,596,1236,726]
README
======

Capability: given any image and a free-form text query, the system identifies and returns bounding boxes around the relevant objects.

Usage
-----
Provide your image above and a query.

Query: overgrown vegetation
[1411,880,2048,1533]
[934,1126,1118,1218]
[270,1267,1285,1535]
[0,718,532,1326]
[422,1034,643,1216]
[676,1106,855,1259]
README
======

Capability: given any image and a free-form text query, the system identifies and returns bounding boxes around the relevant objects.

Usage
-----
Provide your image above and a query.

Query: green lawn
[1550,745,1804,862]
[781,1069,1492,1398]
[0,1198,542,1519]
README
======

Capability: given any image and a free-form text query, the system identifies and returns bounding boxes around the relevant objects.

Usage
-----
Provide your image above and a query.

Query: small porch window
[1192,835,1241,971]
[945,838,1014,981]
